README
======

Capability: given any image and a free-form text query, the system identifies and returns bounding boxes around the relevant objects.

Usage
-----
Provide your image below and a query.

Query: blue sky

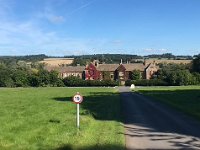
[0,0,200,56]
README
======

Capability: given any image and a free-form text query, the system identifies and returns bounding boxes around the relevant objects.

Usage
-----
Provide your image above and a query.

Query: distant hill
[65,53,194,65]
[0,53,196,67]
[0,54,48,64]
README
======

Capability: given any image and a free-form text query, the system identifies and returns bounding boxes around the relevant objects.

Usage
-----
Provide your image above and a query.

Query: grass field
[40,58,74,66]
[0,87,124,150]
[145,59,192,64]
[136,86,200,120]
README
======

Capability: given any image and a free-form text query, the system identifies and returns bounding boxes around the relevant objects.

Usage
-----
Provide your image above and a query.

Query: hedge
[63,76,118,87]
[125,79,169,86]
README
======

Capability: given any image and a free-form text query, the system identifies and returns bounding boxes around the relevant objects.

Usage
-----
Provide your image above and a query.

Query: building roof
[97,64,119,71]
[96,63,146,72]
[122,64,146,71]
[60,66,85,72]
[45,63,150,73]
[45,66,59,72]
[145,63,159,70]
[45,66,85,73]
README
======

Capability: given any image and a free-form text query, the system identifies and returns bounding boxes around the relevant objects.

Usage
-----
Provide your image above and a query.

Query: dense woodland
[0,53,199,87]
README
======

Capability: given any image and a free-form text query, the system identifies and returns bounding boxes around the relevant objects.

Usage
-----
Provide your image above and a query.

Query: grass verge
[0,87,124,150]
[135,86,200,120]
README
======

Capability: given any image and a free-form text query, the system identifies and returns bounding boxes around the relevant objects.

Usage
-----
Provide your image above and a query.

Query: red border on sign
[72,94,83,104]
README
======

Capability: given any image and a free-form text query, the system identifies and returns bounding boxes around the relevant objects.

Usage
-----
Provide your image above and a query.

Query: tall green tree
[0,68,15,87]
[192,55,200,73]
[28,74,40,87]
[12,69,28,87]
[130,70,141,80]
[38,69,50,86]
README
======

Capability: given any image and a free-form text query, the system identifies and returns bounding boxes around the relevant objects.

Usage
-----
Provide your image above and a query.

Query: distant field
[0,88,124,150]
[133,58,192,64]
[146,59,192,64]
[136,86,200,120]
[40,58,74,66]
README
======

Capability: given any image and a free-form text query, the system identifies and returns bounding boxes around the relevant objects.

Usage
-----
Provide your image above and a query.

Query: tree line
[126,54,200,86]
[69,53,194,65]
[0,54,200,87]
[0,62,118,87]
[0,64,64,87]
[0,53,194,66]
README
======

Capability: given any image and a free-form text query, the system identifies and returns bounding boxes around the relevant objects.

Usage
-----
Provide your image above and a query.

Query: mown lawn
[136,86,200,120]
[0,87,124,150]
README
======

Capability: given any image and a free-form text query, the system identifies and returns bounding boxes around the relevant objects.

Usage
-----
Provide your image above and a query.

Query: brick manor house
[45,60,158,85]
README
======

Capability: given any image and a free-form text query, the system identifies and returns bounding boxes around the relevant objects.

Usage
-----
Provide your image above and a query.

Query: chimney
[120,59,123,65]
[143,59,146,66]
[93,60,99,67]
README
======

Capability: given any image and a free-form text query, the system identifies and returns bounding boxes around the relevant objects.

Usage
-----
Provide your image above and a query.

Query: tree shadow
[53,92,124,150]
[137,89,200,121]
[120,88,200,149]
[53,88,200,149]
[55,144,124,150]
[54,92,122,121]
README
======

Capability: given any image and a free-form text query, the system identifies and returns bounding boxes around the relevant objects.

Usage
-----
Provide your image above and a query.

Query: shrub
[0,68,15,87]
[192,73,200,85]
[63,76,84,87]
[55,78,65,87]
[63,76,118,87]
[38,69,50,86]
[130,70,141,80]
[164,70,196,86]
[12,69,28,87]
[28,74,40,87]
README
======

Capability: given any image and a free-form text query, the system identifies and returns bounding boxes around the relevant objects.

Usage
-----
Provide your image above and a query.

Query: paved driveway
[119,87,200,150]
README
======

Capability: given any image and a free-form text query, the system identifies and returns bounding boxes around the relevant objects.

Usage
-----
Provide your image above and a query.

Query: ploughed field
[0,88,124,150]
[136,86,200,120]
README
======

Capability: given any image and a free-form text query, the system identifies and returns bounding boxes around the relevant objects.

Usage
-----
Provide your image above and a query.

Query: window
[110,74,114,79]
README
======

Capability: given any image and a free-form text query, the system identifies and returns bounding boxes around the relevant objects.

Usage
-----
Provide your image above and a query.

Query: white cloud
[0,0,115,56]
[0,17,109,55]
[0,0,89,55]
[37,0,96,23]
[35,5,65,24]
[67,0,96,16]
[48,15,65,23]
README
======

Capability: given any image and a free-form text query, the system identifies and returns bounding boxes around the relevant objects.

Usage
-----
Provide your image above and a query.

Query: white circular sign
[73,94,83,104]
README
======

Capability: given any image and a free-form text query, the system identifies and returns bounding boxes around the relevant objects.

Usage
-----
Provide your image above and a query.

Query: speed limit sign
[72,92,83,128]
[73,92,83,104]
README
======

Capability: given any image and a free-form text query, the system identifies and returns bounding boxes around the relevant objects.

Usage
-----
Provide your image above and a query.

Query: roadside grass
[0,87,124,150]
[135,86,200,120]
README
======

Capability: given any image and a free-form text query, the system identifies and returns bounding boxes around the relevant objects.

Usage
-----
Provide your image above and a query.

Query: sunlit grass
[0,87,124,150]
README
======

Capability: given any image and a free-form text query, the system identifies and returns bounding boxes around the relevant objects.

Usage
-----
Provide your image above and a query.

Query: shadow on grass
[120,88,200,149]
[53,92,124,150]
[56,144,124,150]
[53,88,200,149]
[137,89,200,120]
[54,92,121,121]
